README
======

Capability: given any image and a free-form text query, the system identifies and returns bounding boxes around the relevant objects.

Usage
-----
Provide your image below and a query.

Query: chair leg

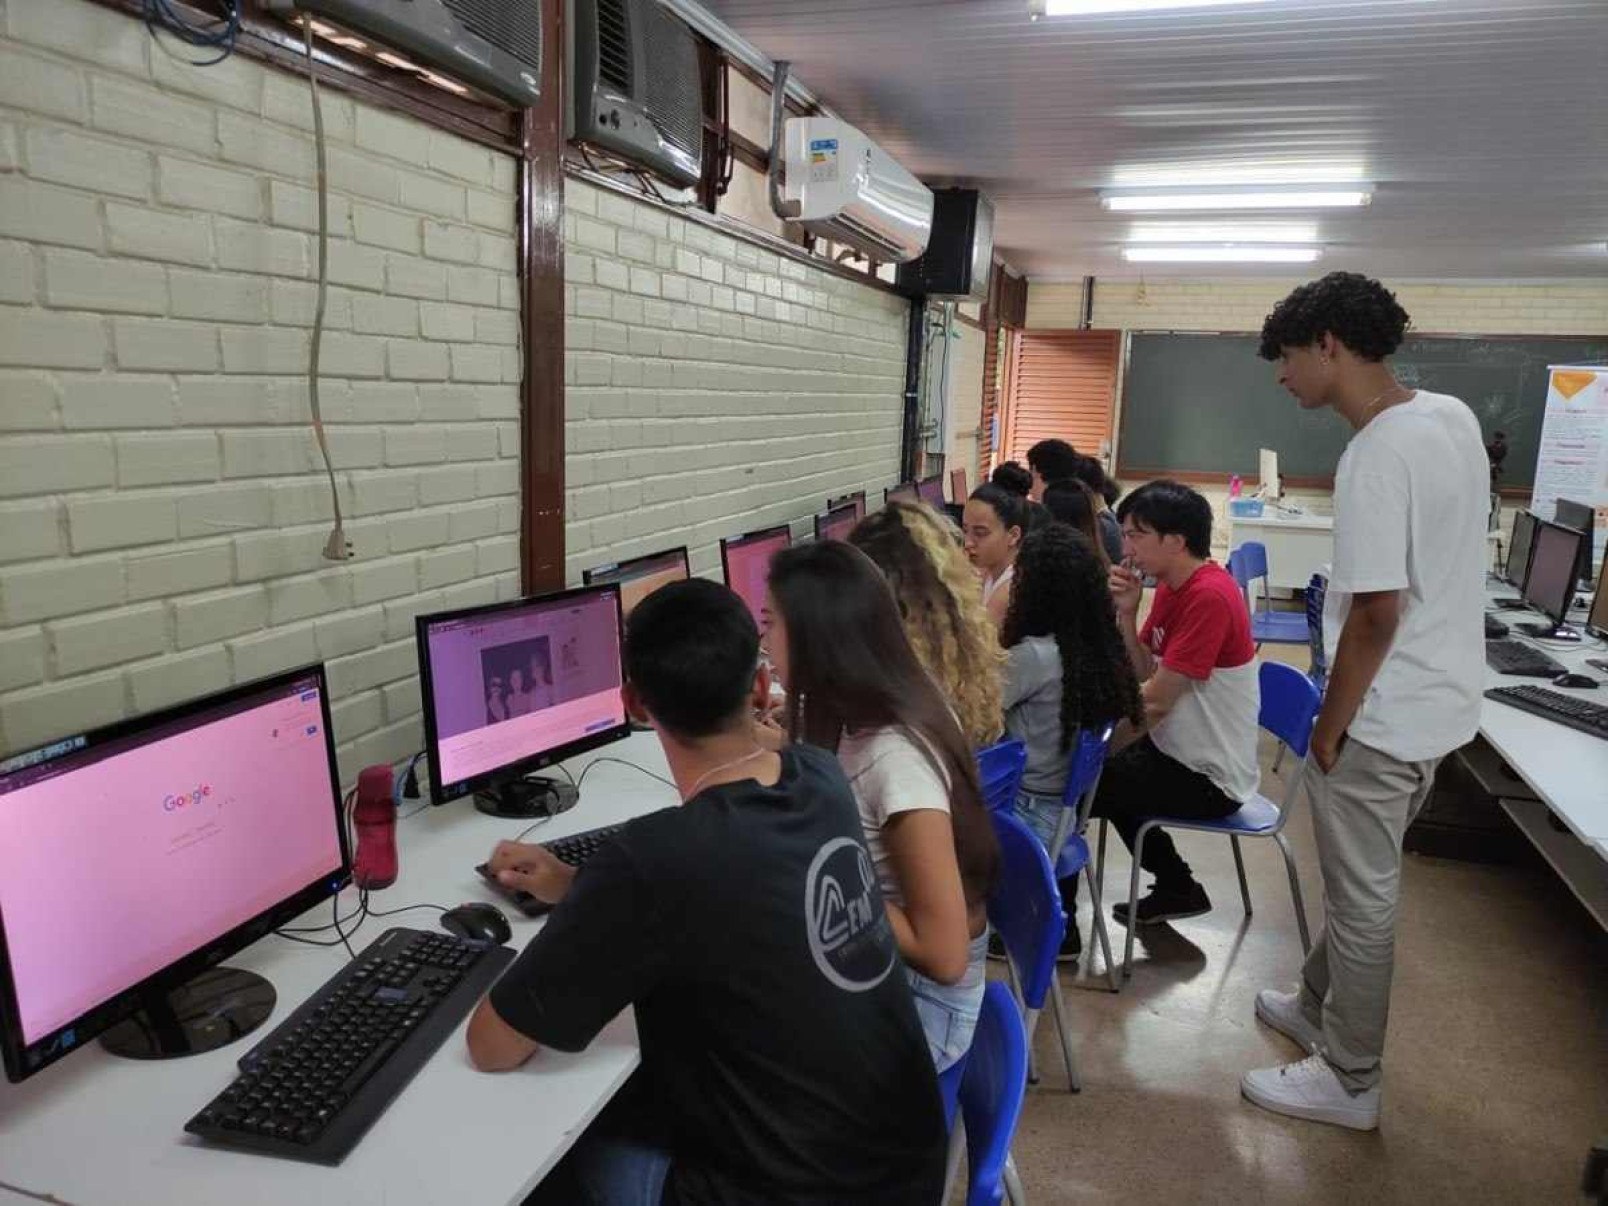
[1230,834,1252,916]
[1082,863,1119,993]
[1095,818,1108,896]
[1122,824,1151,978]
[1272,740,1287,774]
[1048,976,1081,1093]
[1275,832,1312,954]
[942,1120,965,1203]
[1003,1154,1027,1206]
[1004,960,1039,1086]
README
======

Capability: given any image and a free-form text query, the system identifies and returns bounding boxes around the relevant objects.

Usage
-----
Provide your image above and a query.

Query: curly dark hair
[1001,523,1144,750]
[1257,271,1411,362]
[990,461,1032,497]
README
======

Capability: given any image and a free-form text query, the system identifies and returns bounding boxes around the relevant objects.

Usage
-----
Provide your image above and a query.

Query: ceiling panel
[700,0,1608,279]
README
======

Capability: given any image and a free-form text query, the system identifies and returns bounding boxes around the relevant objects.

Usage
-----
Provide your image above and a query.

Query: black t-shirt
[489,744,946,1206]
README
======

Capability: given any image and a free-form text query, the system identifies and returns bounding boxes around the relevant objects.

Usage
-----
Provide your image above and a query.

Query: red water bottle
[353,765,398,890]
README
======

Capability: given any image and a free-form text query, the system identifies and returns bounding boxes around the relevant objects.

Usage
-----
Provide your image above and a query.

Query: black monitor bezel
[827,491,866,521]
[1521,518,1583,626]
[414,584,631,806]
[0,665,349,1083]
[582,545,690,595]
[1504,509,1537,587]
[1587,554,1608,640]
[814,504,859,543]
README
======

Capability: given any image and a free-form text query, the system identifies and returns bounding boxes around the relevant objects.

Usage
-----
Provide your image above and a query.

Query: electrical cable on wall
[143,0,239,66]
[302,22,353,562]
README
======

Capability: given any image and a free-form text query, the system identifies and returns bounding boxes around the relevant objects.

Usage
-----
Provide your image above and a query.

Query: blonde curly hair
[849,500,1006,747]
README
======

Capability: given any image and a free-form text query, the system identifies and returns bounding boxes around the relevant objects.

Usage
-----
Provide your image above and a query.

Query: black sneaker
[1056,922,1082,964]
[1112,881,1212,927]
[987,932,1008,962]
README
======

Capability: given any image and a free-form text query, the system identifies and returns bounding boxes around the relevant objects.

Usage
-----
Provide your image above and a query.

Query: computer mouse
[1552,672,1598,690]
[439,901,512,945]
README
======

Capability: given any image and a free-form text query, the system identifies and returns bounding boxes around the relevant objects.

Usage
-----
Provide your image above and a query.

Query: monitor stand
[1516,620,1581,642]
[100,966,275,1061]
[475,775,579,819]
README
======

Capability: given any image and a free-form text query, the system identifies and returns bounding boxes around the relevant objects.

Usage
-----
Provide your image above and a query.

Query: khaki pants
[1298,738,1439,1093]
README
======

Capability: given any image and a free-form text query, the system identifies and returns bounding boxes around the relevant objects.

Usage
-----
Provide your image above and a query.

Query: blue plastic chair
[988,810,1080,1092]
[1041,723,1120,992]
[1099,661,1320,978]
[956,982,1030,1206]
[977,738,1027,814]
[1304,571,1329,694]
[1230,541,1310,649]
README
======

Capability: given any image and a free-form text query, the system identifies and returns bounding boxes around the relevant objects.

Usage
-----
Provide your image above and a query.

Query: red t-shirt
[1140,561,1256,680]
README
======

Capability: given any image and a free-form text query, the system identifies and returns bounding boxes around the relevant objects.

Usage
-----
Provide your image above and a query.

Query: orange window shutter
[1002,330,1121,466]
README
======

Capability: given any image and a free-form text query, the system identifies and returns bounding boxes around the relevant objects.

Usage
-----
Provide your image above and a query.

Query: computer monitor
[720,524,792,625]
[815,504,859,543]
[949,468,968,505]
[827,490,866,522]
[1553,497,1596,587]
[583,546,690,619]
[1587,554,1608,640]
[886,483,918,506]
[0,666,348,1081]
[1518,519,1585,641]
[1503,510,1537,587]
[1258,447,1280,500]
[416,585,631,818]
[917,474,945,507]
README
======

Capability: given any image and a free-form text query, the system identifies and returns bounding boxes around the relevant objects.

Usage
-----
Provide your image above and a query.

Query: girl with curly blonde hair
[848,500,1006,748]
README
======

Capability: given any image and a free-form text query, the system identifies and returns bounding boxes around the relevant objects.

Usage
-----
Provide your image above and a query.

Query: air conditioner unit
[897,188,995,301]
[783,117,933,264]
[568,0,703,189]
[268,0,542,105]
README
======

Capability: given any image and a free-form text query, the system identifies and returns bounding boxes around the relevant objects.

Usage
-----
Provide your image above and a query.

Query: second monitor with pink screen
[815,505,859,543]
[721,524,792,624]
[917,475,945,507]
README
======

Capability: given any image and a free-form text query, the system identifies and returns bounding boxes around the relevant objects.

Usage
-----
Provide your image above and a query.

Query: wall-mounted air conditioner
[269,0,541,105]
[567,0,703,189]
[782,117,933,264]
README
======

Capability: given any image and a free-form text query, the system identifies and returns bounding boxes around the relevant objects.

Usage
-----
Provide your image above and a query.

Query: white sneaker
[1241,1053,1380,1131]
[1255,988,1321,1052]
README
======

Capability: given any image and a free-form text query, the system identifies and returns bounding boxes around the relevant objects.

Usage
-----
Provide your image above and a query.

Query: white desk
[1225,511,1334,590]
[0,733,680,1206]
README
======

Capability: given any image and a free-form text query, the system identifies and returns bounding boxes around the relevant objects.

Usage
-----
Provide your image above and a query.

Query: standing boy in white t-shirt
[1242,273,1488,1131]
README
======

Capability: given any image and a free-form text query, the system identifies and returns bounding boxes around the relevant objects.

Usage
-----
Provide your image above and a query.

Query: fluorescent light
[1035,0,1271,14]
[1110,161,1367,188]
[1102,186,1372,211]
[1122,245,1323,263]
[1126,221,1318,244]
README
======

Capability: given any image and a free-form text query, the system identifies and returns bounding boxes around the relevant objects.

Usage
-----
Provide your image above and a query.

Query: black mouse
[439,901,512,945]
[1553,672,1598,690]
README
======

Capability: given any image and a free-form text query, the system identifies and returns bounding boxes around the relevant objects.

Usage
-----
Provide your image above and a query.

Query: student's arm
[467,1001,541,1072]
[880,809,971,985]
[1109,565,1156,681]
[1311,590,1402,772]
[1140,665,1192,731]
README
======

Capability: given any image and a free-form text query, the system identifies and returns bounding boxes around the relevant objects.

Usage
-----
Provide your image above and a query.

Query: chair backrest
[976,738,1027,814]
[1062,722,1115,829]
[986,809,1066,1011]
[937,1054,967,1131]
[1230,541,1272,612]
[1304,572,1329,690]
[1238,540,1271,583]
[957,981,1029,1206]
[1257,661,1321,757]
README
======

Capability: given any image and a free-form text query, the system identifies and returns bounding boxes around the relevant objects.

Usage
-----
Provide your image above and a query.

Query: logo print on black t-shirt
[805,837,895,992]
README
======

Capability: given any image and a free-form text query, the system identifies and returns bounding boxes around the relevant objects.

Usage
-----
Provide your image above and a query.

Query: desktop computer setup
[815,502,859,543]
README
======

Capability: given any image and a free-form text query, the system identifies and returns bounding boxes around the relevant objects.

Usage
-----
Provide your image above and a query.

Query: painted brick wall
[0,0,522,781]
[562,177,909,582]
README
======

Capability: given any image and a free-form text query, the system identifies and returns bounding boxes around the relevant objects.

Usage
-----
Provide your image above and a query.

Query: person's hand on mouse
[487,840,576,905]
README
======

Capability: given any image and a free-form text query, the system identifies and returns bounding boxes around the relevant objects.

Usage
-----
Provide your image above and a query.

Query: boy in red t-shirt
[1096,481,1261,926]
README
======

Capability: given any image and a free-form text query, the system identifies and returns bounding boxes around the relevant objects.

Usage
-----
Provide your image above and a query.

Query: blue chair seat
[1250,612,1309,643]
[1053,833,1091,882]
[1145,794,1282,837]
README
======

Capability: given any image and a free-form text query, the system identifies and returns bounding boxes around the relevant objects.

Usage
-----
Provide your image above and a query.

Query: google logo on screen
[163,784,213,812]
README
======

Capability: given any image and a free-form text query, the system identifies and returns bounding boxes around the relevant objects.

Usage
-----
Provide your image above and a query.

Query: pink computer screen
[422,589,627,791]
[816,507,858,543]
[917,476,945,507]
[0,679,344,1044]
[723,528,791,624]
[585,549,689,619]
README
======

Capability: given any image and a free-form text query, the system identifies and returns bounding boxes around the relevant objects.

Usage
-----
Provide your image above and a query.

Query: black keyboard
[1485,639,1567,678]
[476,823,626,917]
[1485,685,1608,741]
[1485,614,1509,639]
[185,928,513,1164]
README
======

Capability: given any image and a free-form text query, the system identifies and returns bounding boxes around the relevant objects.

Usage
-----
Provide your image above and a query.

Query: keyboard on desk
[1485,685,1608,741]
[476,822,626,917]
[1484,639,1567,678]
[185,927,513,1165]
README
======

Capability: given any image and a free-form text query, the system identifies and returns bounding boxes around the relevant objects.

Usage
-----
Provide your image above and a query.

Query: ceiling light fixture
[1126,221,1319,244]
[1122,245,1324,263]
[1102,185,1373,211]
[1033,0,1271,15]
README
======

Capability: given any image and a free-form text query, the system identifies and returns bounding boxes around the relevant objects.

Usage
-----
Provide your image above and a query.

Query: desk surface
[1480,585,1608,845]
[1229,510,1334,530]
[0,732,680,1206]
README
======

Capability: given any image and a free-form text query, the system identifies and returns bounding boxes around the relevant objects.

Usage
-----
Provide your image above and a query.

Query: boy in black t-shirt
[466,578,946,1206]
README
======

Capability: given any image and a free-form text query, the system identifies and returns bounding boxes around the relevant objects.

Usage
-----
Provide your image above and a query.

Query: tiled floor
[1006,730,1608,1204]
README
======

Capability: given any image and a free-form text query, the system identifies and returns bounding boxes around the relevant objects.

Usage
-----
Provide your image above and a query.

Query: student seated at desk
[849,499,1008,749]
[1003,522,1145,960]
[1042,479,1112,567]
[964,483,1029,628]
[1097,481,1261,927]
[762,542,1000,1073]
[989,460,1032,498]
[467,579,945,1205]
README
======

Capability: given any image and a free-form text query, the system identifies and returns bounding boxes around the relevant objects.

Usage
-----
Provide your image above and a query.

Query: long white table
[0,733,680,1206]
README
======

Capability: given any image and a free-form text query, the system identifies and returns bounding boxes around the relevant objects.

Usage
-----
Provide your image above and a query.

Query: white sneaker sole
[1240,1075,1379,1131]
[1255,994,1321,1052]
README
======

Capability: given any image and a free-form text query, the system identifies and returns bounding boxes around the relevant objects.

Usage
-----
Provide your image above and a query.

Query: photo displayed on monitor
[1553,497,1596,586]
[917,475,945,507]
[721,525,792,625]
[828,491,867,522]
[1504,510,1537,587]
[815,505,858,543]
[0,667,347,1081]
[583,546,690,619]
[416,586,630,808]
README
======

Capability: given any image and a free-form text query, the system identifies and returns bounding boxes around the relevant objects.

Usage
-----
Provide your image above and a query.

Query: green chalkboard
[1116,332,1608,489]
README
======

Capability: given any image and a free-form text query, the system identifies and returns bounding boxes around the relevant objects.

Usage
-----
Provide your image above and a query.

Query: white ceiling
[698,0,1608,280]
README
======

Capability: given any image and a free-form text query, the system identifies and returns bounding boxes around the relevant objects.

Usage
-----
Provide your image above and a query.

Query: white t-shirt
[981,564,1014,607]
[836,727,950,908]
[1324,389,1489,762]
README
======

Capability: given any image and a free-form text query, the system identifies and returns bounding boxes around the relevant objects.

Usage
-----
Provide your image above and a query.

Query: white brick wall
[0,0,519,782]
[562,178,909,581]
